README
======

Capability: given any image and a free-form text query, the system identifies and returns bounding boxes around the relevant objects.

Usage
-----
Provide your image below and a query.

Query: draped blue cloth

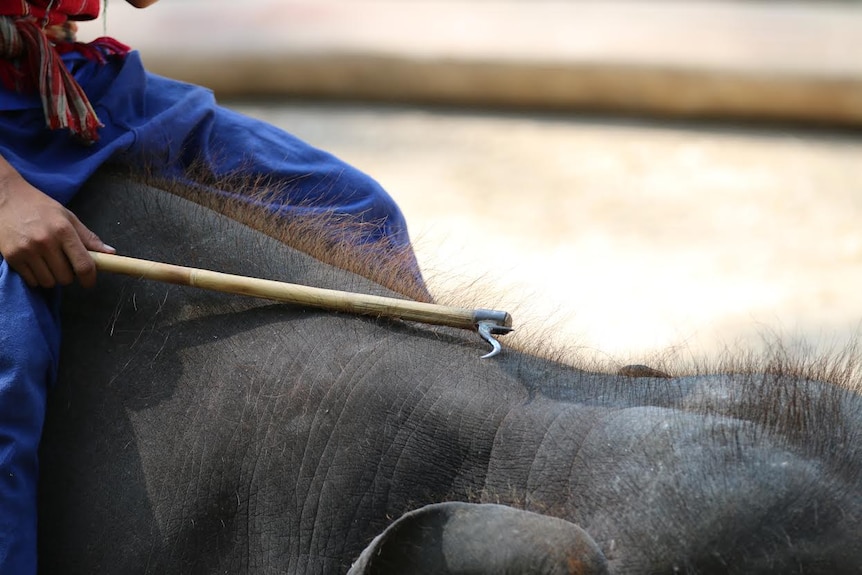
[0,271,58,574]
[0,50,416,573]
[1,51,411,238]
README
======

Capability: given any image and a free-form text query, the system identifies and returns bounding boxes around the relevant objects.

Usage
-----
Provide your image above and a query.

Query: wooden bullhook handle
[89,251,513,333]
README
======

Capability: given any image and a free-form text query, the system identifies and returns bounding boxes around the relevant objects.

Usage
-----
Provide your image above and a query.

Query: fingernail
[104,244,116,253]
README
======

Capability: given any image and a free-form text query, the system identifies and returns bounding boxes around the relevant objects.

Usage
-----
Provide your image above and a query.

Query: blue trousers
[0,51,417,573]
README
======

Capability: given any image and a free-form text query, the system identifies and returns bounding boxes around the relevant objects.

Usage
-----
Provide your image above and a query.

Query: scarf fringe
[1,17,130,143]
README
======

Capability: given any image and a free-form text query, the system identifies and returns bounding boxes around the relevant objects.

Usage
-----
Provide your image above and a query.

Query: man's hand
[0,164,115,289]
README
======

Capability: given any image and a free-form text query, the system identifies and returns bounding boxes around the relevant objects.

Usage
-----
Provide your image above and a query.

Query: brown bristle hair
[107,162,862,391]
[113,160,433,303]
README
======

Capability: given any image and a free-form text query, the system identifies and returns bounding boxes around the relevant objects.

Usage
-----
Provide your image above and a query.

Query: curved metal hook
[477,318,514,359]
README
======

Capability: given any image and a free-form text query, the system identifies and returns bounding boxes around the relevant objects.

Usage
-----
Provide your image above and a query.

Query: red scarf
[0,1,101,25]
[0,0,130,143]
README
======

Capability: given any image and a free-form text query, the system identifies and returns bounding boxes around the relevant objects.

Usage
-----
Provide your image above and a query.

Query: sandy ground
[71,2,862,366]
[227,102,862,366]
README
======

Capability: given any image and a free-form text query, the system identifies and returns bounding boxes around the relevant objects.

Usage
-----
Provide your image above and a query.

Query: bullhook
[89,252,514,358]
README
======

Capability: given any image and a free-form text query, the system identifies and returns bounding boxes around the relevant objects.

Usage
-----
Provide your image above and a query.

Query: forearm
[0,154,37,217]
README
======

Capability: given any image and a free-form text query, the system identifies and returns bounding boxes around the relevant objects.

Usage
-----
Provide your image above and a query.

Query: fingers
[17,221,87,288]
[17,212,111,289]
[0,174,113,289]
[2,222,77,288]
[73,214,115,254]
[11,249,74,289]
[63,213,107,289]
[14,262,39,289]
[41,245,77,286]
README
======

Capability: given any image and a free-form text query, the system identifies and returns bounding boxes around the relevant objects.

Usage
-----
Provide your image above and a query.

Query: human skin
[0,155,113,288]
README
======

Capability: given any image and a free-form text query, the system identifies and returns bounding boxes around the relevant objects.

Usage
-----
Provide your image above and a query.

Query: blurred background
[80,1,862,367]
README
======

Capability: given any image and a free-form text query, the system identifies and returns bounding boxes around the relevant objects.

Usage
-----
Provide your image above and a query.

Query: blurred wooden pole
[90,251,513,332]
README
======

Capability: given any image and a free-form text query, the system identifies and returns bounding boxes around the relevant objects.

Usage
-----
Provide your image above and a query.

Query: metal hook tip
[477,321,505,358]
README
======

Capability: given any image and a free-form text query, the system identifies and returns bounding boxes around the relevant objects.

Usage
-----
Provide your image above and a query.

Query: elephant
[38,172,862,574]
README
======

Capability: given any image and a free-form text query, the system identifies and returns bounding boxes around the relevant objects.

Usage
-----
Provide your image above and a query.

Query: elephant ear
[348,502,608,575]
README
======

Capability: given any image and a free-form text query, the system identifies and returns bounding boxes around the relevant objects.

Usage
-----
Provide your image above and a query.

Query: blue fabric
[0,50,419,574]
[1,52,411,244]
[0,262,59,575]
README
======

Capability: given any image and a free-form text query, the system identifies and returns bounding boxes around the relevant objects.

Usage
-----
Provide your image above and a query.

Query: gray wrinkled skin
[348,502,608,574]
[38,173,862,574]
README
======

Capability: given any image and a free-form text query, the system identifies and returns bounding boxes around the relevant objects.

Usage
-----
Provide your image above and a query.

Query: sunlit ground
[73,1,862,367]
[231,103,862,366]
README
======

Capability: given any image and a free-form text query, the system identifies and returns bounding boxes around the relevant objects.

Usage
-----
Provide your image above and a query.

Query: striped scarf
[0,15,129,143]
